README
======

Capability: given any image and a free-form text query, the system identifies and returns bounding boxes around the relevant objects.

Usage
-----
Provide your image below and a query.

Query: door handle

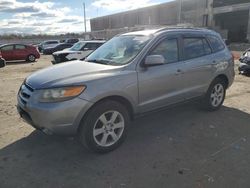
[212,60,217,65]
[175,69,183,75]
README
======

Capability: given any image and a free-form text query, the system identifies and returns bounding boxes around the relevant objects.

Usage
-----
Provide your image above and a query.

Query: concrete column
[207,0,214,27]
[247,8,250,42]
[177,0,181,24]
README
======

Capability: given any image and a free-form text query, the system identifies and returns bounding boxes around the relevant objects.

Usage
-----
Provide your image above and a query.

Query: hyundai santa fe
[17,28,235,153]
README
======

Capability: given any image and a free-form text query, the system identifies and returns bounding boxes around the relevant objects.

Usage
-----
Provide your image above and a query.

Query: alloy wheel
[210,83,224,107]
[93,110,125,147]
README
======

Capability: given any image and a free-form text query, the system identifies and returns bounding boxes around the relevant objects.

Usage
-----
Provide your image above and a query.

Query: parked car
[65,38,79,44]
[0,44,40,62]
[51,40,105,64]
[0,57,5,68]
[239,49,250,74]
[42,43,73,55]
[60,38,79,44]
[17,28,235,153]
[38,40,59,52]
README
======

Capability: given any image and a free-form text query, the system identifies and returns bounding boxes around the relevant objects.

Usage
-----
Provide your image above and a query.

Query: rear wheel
[27,54,36,62]
[78,100,130,153]
[202,78,226,111]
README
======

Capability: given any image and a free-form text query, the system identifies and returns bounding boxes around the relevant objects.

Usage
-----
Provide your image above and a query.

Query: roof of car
[121,27,217,36]
[78,40,106,43]
[44,40,59,42]
[0,43,30,47]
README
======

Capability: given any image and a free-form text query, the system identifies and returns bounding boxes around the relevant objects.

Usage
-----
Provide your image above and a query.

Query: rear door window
[47,41,58,44]
[149,38,179,64]
[15,45,26,50]
[203,39,212,55]
[183,37,212,60]
[84,43,98,50]
[207,35,225,52]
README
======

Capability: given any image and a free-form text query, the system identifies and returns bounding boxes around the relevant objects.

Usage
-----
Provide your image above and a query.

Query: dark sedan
[42,43,73,55]
[0,57,5,68]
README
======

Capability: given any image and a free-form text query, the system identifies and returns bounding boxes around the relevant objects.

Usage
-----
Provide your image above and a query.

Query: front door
[137,37,185,113]
[0,45,14,61]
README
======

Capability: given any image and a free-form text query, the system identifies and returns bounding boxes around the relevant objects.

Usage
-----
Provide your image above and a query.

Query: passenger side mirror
[0,58,6,68]
[144,55,165,66]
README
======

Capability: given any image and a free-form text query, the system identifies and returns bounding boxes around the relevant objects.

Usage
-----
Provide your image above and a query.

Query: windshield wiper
[86,59,115,65]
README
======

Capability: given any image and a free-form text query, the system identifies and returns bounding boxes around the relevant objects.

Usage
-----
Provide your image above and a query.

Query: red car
[0,44,40,62]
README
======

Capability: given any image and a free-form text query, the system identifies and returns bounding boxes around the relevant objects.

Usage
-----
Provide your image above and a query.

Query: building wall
[181,0,208,26]
[90,0,250,42]
[90,1,180,31]
[213,0,250,8]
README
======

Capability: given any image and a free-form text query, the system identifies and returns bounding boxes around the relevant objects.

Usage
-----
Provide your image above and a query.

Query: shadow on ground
[6,61,36,65]
[1,104,250,188]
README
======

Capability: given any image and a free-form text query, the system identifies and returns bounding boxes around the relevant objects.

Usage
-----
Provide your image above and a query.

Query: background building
[90,0,250,42]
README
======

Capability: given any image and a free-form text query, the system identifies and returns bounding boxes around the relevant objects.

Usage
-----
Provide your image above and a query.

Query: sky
[0,0,171,35]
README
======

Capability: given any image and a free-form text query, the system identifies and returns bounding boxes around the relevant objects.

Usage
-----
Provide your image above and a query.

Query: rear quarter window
[207,35,225,53]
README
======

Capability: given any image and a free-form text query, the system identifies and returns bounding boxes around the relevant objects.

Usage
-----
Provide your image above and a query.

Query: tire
[202,78,226,111]
[78,100,130,153]
[27,54,36,62]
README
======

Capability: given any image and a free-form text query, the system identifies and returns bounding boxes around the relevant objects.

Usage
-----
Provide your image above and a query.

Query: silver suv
[17,28,235,153]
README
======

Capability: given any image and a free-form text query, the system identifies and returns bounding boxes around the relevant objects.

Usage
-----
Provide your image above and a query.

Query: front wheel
[78,100,130,153]
[202,78,226,111]
[27,54,36,62]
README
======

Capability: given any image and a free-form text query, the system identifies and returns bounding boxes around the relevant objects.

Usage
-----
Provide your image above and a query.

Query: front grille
[52,53,69,63]
[25,83,34,92]
[18,83,34,105]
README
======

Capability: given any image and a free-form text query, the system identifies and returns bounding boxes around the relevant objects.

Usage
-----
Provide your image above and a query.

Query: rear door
[0,45,14,61]
[181,35,214,99]
[14,44,27,60]
[137,36,186,113]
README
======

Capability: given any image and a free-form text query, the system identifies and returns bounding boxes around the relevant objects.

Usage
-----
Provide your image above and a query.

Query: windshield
[86,35,151,65]
[70,42,86,51]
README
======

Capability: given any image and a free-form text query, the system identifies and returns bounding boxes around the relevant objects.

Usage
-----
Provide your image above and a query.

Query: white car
[51,40,105,64]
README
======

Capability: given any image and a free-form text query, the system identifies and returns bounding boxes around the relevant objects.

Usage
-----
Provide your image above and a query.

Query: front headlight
[39,85,86,103]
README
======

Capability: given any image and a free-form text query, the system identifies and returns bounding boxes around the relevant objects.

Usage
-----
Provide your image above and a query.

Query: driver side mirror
[144,55,165,66]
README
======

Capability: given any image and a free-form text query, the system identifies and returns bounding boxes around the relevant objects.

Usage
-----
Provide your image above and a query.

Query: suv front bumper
[17,95,93,135]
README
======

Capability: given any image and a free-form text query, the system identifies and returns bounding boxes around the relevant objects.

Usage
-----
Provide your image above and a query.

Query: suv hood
[26,61,122,89]
[53,49,79,55]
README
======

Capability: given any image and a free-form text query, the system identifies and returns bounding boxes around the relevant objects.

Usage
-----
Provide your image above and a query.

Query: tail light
[0,51,2,58]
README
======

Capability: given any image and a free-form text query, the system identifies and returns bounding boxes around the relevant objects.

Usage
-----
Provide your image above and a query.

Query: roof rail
[155,25,208,33]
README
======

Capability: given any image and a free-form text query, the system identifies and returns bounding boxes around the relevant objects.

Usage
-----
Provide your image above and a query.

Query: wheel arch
[26,54,36,62]
[214,74,229,89]
[77,95,135,133]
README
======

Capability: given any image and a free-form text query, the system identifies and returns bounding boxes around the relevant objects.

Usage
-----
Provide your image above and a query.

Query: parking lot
[0,55,250,188]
